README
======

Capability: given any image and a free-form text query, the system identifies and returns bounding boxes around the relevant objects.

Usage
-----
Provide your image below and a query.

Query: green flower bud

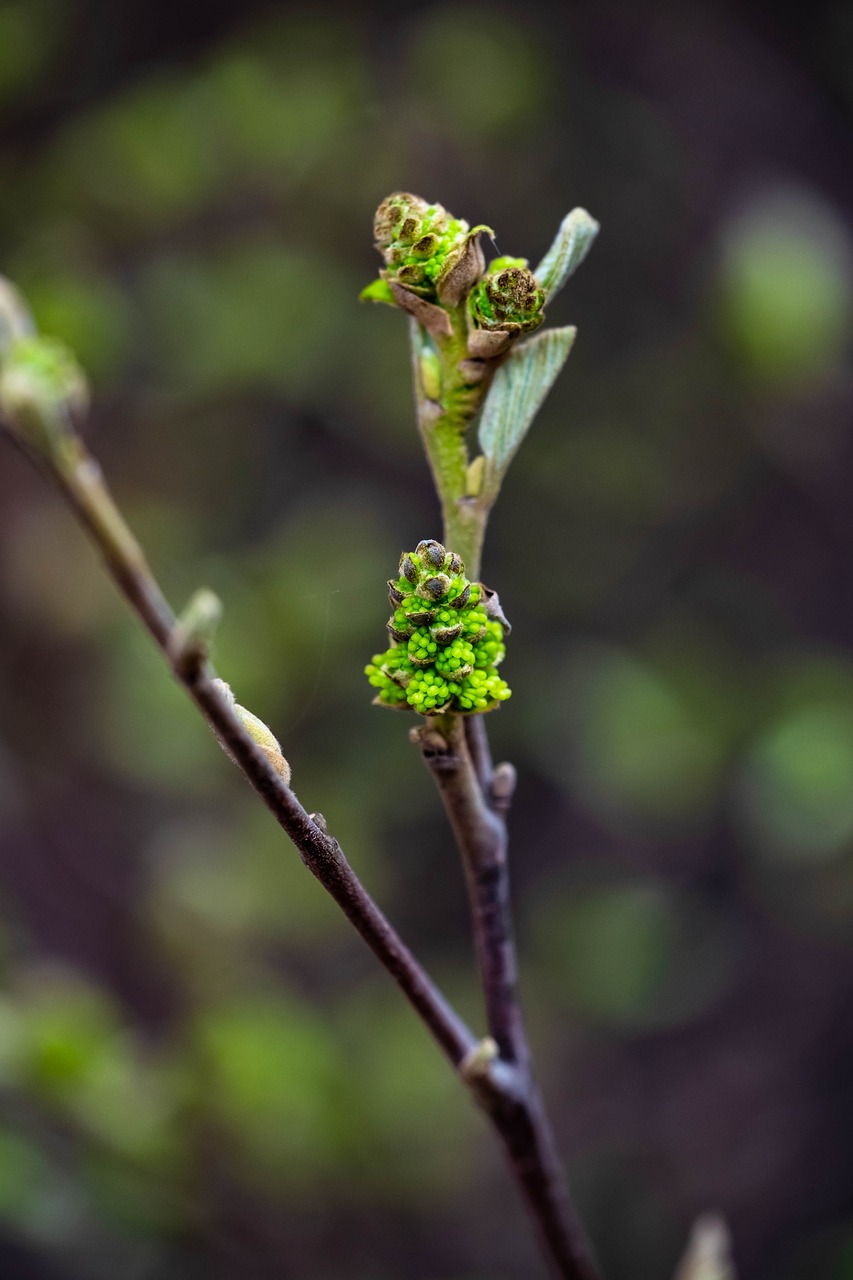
[369,192,490,308]
[467,257,546,359]
[0,335,88,456]
[368,543,511,716]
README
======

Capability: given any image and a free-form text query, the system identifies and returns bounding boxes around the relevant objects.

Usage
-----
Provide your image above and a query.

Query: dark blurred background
[1,1,853,1277]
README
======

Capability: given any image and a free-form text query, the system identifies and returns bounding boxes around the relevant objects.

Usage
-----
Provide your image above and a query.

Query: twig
[416,716,601,1280]
[464,714,494,795]
[9,431,476,1073]
[7,424,603,1280]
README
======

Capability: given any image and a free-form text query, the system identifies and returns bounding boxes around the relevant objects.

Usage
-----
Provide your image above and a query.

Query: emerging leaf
[359,277,397,306]
[534,207,600,299]
[477,325,576,476]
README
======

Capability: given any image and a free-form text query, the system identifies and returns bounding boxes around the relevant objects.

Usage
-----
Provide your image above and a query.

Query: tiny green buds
[366,540,511,716]
[468,259,546,359]
[373,193,469,295]
[365,192,491,322]
[0,335,88,456]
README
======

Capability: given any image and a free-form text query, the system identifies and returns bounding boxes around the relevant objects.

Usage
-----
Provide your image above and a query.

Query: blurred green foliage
[717,193,852,389]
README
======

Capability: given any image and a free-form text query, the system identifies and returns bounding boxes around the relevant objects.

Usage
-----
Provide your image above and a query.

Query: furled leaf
[534,208,599,299]
[477,325,576,476]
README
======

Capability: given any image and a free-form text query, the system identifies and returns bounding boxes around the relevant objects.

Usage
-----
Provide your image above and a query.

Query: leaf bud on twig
[169,588,223,674]
[210,678,291,784]
[0,335,88,457]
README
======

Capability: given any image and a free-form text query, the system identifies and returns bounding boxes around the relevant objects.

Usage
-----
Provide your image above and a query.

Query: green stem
[409,310,493,578]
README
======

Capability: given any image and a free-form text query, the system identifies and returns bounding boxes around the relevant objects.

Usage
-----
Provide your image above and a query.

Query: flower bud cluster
[469,256,546,337]
[373,193,472,297]
[366,540,510,716]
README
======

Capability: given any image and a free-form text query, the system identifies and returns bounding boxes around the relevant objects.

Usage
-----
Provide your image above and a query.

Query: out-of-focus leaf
[534,207,600,299]
[409,7,549,139]
[478,325,576,477]
[737,701,853,864]
[0,1130,50,1222]
[193,994,341,1191]
[717,190,852,389]
[673,1215,735,1280]
[533,881,677,1023]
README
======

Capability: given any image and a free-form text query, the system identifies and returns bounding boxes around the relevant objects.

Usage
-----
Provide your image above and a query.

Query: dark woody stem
[8,424,600,1280]
[417,716,600,1280]
[408,307,601,1277]
[9,430,476,1073]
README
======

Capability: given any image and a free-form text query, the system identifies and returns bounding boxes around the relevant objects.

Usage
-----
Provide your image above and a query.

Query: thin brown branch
[11,431,477,1074]
[417,716,601,1280]
[5,424,600,1280]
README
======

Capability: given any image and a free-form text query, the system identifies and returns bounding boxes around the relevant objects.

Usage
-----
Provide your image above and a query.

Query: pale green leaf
[478,325,576,476]
[534,208,600,299]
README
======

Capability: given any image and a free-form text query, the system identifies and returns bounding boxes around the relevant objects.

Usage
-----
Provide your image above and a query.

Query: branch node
[460,1035,499,1083]
[491,761,518,812]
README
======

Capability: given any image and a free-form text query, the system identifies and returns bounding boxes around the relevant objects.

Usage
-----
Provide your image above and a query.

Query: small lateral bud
[419,350,441,401]
[466,455,485,497]
[0,335,88,456]
[210,678,291,785]
[169,588,223,672]
[461,1036,499,1082]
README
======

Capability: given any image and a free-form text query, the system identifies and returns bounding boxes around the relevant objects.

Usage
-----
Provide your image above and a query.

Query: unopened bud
[370,192,488,310]
[0,335,88,456]
[469,258,546,347]
[210,678,291,784]
[169,588,223,672]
